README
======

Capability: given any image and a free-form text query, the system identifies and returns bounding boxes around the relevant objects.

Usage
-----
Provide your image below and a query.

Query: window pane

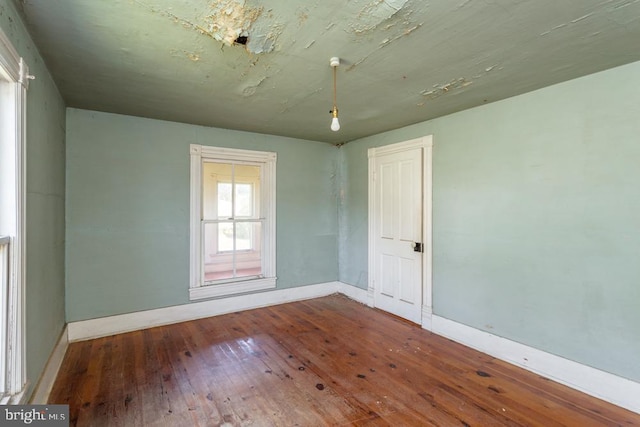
[217,222,233,252]
[236,221,262,278]
[235,165,260,217]
[235,183,253,217]
[202,162,232,220]
[235,222,252,250]
[203,222,263,282]
[217,183,232,218]
[203,223,231,281]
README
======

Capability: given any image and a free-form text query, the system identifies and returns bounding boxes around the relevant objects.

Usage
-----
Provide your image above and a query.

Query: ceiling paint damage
[420,78,473,100]
[17,0,640,144]
[420,66,500,101]
[165,0,417,56]
[204,1,284,54]
[204,1,264,48]
[346,0,421,71]
[148,0,282,54]
[351,0,409,34]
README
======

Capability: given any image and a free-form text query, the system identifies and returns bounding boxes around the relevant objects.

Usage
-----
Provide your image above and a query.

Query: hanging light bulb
[331,107,340,131]
[330,57,340,132]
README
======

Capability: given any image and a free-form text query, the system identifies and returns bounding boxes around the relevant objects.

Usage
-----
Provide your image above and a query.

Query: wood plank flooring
[49,295,640,426]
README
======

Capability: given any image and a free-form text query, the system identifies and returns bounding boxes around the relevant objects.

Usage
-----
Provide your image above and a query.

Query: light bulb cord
[332,65,338,117]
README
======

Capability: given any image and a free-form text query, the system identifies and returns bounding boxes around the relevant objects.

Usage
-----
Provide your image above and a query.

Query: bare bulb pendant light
[330,57,340,131]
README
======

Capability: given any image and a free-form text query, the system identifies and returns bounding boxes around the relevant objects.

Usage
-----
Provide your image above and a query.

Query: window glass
[202,162,263,282]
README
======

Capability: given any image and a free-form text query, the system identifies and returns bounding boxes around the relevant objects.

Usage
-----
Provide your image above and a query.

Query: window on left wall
[189,145,277,300]
[0,27,30,403]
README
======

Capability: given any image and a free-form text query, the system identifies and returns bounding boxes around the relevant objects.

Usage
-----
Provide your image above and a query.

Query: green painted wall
[0,0,67,400]
[339,60,640,383]
[65,109,338,321]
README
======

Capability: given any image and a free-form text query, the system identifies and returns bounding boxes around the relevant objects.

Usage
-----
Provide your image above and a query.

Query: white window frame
[189,145,276,300]
[0,27,30,404]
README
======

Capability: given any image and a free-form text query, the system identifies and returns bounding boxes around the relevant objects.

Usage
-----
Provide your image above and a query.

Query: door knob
[412,242,423,253]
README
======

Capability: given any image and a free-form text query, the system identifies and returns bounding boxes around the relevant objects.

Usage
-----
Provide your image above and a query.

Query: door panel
[399,159,417,241]
[380,163,395,239]
[399,256,416,303]
[372,147,423,323]
[380,254,397,297]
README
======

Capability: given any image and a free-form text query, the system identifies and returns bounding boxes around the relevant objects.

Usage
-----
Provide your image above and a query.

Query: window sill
[189,277,276,300]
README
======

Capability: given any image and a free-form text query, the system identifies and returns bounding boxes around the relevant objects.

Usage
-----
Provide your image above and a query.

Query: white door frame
[367,135,433,328]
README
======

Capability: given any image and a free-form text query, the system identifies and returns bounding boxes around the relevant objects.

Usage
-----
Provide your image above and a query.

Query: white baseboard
[30,326,68,404]
[68,281,348,342]
[429,315,640,415]
[339,283,368,304]
[421,306,433,331]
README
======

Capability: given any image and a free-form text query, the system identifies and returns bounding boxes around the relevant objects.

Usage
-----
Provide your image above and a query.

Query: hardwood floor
[49,295,640,426]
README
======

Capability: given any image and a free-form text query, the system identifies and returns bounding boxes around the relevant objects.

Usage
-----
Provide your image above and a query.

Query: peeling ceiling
[16,0,640,144]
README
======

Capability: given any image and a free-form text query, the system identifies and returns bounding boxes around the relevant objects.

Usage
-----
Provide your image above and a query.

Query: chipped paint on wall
[420,78,473,99]
[346,21,422,71]
[379,23,421,46]
[350,0,409,34]
[419,65,499,101]
[147,0,281,54]
[201,1,283,54]
[246,22,283,54]
[470,65,502,79]
[185,52,201,62]
[203,1,263,47]
[344,0,421,71]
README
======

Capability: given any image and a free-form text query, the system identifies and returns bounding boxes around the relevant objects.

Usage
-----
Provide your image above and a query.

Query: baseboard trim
[430,315,640,415]
[30,326,68,404]
[421,306,433,331]
[68,281,350,342]
[339,283,369,304]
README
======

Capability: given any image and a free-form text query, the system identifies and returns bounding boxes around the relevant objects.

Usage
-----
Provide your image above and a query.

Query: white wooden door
[371,146,423,323]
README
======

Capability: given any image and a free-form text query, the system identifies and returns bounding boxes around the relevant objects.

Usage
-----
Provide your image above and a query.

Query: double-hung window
[189,145,276,300]
[0,27,29,403]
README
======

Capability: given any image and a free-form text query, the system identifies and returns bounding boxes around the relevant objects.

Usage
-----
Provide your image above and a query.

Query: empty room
[0,0,639,425]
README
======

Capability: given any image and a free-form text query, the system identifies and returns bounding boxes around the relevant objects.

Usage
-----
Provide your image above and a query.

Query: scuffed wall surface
[339,60,640,383]
[0,0,66,401]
